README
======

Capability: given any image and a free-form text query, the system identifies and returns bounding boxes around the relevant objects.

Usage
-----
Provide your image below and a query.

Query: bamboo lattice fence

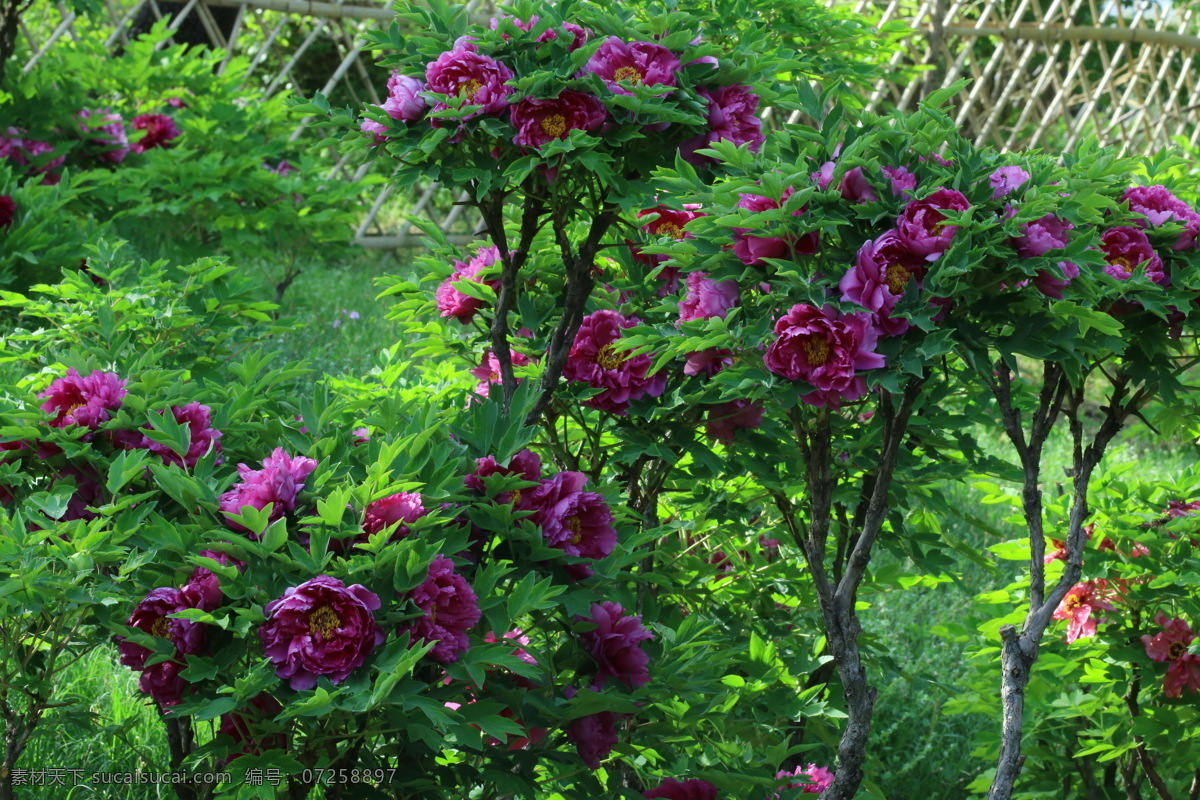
[12,0,1200,246]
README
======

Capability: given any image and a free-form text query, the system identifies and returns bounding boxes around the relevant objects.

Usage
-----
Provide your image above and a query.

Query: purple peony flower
[383,73,428,121]
[1010,210,1073,259]
[219,447,318,533]
[218,693,286,762]
[512,90,606,148]
[1101,226,1167,285]
[683,347,733,378]
[581,601,655,688]
[526,471,618,577]
[839,229,926,336]
[55,466,105,521]
[1122,185,1200,250]
[465,449,543,502]
[1033,261,1080,300]
[680,84,764,164]
[583,37,680,96]
[882,165,918,198]
[182,549,244,612]
[568,707,618,769]
[142,402,223,468]
[631,205,705,295]
[896,188,970,260]
[563,310,668,414]
[139,660,188,708]
[838,167,879,204]
[260,575,384,690]
[436,244,501,324]
[705,399,764,444]
[764,304,885,408]
[425,46,515,118]
[116,587,207,671]
[990,165,1030,200]
[470,347,532,399]
[77,109,129,164]
[775,764,835,795]
[362,491,428,540]
[644,777,719,800]
[130,114,181,153]
[0,195,13,230]
[400,555,481,664]
[732,189,818,266]
[678,271,739,325]
[39,368,127,430]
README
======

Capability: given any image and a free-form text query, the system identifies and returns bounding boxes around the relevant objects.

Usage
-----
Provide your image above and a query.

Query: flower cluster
[775,764,835,795]
[1051,580,1117,644]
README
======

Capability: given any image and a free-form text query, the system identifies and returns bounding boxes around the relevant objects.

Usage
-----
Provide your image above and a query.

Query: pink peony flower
[896,188,971,260]
[764,304,885,408]
[1052,580,1117,643]
[116,588,207,672]
[1100,226,1167,285]
[77,109,130,164]
[0,195,12,230]
[705,399,764,444]
[1142,612,1200,698]
[425,46,515,118]
[582,37,680,95]
[567,708,618,769]
[260,575,384,690]
[491,15,589,49]
[881,165,917,198]
[990,165,1030,199]
[130,114,181,153]
[732,189,818,266]
[383,73,428,121]
[1011,211,1073,259]
[840,229,926,336]
[526,471,618,577]
[362,491,428,539]
[436,244,501,324]
[39,368,127,430]
[563,310,667,414]
[775,764,835,795]
[0,128,65,183]
[683,347,733,378]
[266,160,297,177]
[470,348,532,399]
[643,777,718,799]
[1122,185,1200,250]
[511,90,606,148]
[142,402,223,468]
[680,84,764,164]
[360,113,389,143]
[581,601,655,688]
[1033,261,1080,300]
[218,447,318,533]
[218,694,286,762]
[678,271,739,325]
[400,555,481,664]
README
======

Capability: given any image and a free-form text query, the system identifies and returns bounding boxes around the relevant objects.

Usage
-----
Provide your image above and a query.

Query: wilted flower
[425,46,515,117]
[400,555,481,664]
[581,601,655,688]
[511,90,606,148]
[764,304,885,408]
[583,37,680,95]
[1052,580,1117,643]
[563,310,667,414]
[39,368,127,430]
[131,114,181,153]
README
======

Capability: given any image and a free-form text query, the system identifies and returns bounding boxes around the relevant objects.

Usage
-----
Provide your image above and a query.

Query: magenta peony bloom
[139,660,188,707]
[1052,580,1117,643]
[54,466,105,521]
[142,402,223,468]
[705,399,764,444]
[1122,185,1200,250]
[266,160,297,177]
[465,449,543,502]
[0,195,14,230]
[632,205,705,295]
[116,588,207,671]
[568,708,618,769]
[840,229,926,336]
[1011,211,1073,259]
[130,114,181,153]
[511,90,606,148]
[400,555,481,664]
[683,347,733,378]
[775,764,835,795]
[219,447,318,533]
[990,165,1030,199]
[644,778,718,800]
[362,491,428,539]
[1142,612,1200,698]
[182,549,243,612]
[360,113,389,143]
[678,271,739,325]
[839,167,879,204]
[218,693,286,762]
[1033,261,1080,300]
[1100,226,1166,285]
[732,189,818,266]
[436,244,501,324]
[881,165,917,198]
[0,129,64,184]
[526,471,618,577]
[470,347,532,399]
[39,368,127,430]
[764,304,885,408]
[896,188,970,260]
[425,46,515,118]
[563,310,667,414]
[77,109,129,164]
[383,73,428,121]
[680,84,764,164]
[583,37,680,95]
[581,601,655,688]
[260,575,384,690]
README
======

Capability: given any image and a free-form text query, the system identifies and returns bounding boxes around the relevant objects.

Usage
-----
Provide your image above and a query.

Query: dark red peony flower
[644,777,719,799]
[581,601,655,688]
[564,310,667,414]
[399,555,481,664]
[0,195,14,230]
[567,707,618,769]
[130,114,181,153]
[141,402,223,468]
[116,587,207,671]
[511,90,606,148]
[704,399,764,444]
[361,491,428,541]
[764,304,885,408]
[526,471,617,577]
[732,189,818,266]
[681,84,765,164]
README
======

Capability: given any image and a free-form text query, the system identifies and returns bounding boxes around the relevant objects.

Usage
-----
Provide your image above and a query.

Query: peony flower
[678,271,739,325]
[567,708,618,769]
[990,165,1030,199]
[732,189,818,266]
[0,195,14,229]
[764,304,885,408]
[425,46,515,118]
[139,660,188,708]
[182,549,243,612]
[582,37,680,95]
[680,84,764,164]
[526,471,618,577]
[78,109,130,164]
[581,601,655,688]
[840,229,926,336]
[39,368,127,430]
[219,447,318,533]
[218,694,286,762]
[260,575,384,690]
[470,347,532,399]
[142,402,223,468]
[1011,212,1073,259]
[1052,580,1116,643]
[1122,185,1200,250]
[1033,261,1080,300]
[775,764,835,795]
[1100,226,1166,285]
[0,129,64,184]
[683,347,733,378]
[130,114,181,153]
[54,466,105,521]
[705,399,764,444]
[881,165,917,198]
[465,449,543,503]
[360,113,389,143]
[896,188,970,260]
[383,73,428,121]
[563,310,667,414]
[511,90,606,148]
[436,244,501,324]
[362,491,428,539]
[116,588,207,672]
[631,205,705,295]
[491,15,590,49]
[1142,612,1200,697]
[266,160,297,177]
[644,777,718,799]
[400,555,481,664]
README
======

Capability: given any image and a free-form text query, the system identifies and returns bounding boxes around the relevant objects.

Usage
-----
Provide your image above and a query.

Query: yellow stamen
[566,516,583,545]
[539,114,567,138]
[885,263,911,294]
[596,343,625,370]
[458,79,483,100]
[613,66,643,85]
[804,337,831,366]
[308,606,341,638]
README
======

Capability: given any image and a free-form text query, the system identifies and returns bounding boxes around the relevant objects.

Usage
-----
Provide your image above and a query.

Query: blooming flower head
[681,84,764,164]
[260,575,384,690]
[78,109,130,164]
[583,37,680,96]
[882,165,917,198]
[990,165,1030,200]
[383,73,428,122]
[219,448,318,533]
[360,113,389,143]
[131,114,181,153]
[632,205,704,294]
[896,188,971,260]
[581,601,655,688]
[0,129,64,184]
[400,555,481,664]
[1122,185,1200,250]
[470,347,533,399]
[1101,226,1167,285]
[705,399,764,444]
[436,244,501,324]
[775,764,835,795]
[840,229,926,336]
[142,402,223,468]
[526,471,618,577]
[39,368,127,430]
[1142,612,1200,697]
[563,310,667,414]
[643,777,718,799]
[678,271,739,325]
[182,549,244,612]
[464,449,543,502]
[683,347,733,378]
[139,660,188,708]
[116,587,207,672]
[218,694,286,762]
[425,46,515,118]
[732,188,818,266]
[1052,580,1117,643]
[764,304,885,408]
[567,708,618,769]
[362,491,428,540]
[1033,261,1081,300]
[511,90,606,148]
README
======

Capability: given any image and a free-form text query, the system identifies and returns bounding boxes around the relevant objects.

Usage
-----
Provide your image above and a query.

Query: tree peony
[581,601,655,688]
[582,37,680,95]
[511,90,606,148]
[764,304,885,408]
[400,556,481,664]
